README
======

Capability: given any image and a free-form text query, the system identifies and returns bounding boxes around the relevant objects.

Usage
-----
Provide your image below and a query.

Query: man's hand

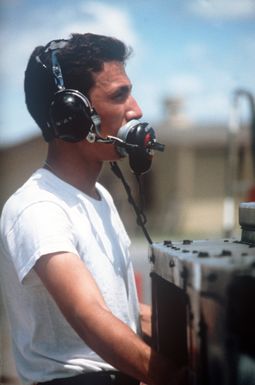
[139,303,152,345]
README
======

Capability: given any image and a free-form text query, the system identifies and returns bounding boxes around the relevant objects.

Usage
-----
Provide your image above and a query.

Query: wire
[110,161,153,245]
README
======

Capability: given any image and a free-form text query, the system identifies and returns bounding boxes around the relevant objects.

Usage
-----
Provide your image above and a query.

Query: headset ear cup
[49,89,99,142]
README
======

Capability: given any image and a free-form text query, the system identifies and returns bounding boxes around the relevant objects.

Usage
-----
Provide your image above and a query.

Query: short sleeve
[4,201,78,282]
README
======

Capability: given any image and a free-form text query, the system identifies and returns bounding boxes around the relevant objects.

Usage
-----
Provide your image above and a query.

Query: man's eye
[112,92,126,101]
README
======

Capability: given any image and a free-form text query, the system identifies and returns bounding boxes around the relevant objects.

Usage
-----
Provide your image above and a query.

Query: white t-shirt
[0,169,141,384]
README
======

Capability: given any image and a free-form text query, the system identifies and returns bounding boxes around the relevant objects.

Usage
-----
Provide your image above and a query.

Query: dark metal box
[150,233,255,384]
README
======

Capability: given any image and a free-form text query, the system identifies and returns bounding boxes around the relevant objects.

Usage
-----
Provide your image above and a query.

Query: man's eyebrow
[111,84,132,96]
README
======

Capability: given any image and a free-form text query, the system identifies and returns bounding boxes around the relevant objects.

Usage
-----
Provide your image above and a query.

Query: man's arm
[34,251,180,385]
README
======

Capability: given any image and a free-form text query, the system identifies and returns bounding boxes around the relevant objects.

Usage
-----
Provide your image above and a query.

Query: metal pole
[223,89,255,237]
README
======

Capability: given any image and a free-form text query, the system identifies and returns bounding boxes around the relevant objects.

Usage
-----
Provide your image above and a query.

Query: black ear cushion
[49,89,95,142]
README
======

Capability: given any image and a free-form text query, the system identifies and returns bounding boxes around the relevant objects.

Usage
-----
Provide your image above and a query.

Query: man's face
[89,61,143,141]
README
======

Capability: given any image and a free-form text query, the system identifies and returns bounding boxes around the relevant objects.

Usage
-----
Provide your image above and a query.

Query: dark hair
[24,33,132,141]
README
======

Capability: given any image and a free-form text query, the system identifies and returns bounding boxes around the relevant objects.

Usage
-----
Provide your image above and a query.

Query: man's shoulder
[1,169,61,218]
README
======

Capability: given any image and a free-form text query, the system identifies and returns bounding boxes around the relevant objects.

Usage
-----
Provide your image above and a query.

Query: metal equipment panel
[150,237,255,385]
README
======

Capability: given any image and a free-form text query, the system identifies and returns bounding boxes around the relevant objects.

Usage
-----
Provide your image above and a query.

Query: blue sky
[1,0,255,146]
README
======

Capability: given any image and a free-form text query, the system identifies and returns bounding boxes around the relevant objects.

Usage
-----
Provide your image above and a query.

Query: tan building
[0,101,253,238]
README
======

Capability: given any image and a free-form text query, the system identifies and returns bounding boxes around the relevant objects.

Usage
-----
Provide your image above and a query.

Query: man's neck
[44,142,103,199]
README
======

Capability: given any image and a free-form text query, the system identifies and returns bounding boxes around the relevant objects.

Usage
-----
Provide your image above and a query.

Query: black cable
[135,174,147,225]
[110,161,153,245]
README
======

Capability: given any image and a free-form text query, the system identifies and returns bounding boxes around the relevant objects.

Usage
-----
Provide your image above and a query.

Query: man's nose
[125,96,143,121]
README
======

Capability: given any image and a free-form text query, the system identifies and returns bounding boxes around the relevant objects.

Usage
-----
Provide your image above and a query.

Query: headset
[37,39,101,143]
[36,39,165,175]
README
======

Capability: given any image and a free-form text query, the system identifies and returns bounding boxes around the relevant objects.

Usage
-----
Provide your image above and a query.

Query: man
[0,33,187,385]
